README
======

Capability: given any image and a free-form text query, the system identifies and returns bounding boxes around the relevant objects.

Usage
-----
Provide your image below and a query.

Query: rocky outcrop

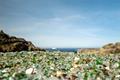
[78,42,120,54]
[0,30,45,52]
[100,42,120,54]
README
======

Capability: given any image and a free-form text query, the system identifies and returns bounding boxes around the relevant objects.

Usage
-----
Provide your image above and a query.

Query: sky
[0,0,120,48]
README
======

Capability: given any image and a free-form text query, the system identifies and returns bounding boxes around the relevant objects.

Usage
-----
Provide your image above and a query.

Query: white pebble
[96,77,102,80]
[25,67,37,75]
[74,57,80,62]
[105,66,110,71]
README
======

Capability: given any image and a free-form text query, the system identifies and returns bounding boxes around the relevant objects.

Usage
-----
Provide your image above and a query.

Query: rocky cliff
[0,30,45,52]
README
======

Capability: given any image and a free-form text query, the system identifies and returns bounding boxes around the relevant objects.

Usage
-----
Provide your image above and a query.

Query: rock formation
[77,48,99,54]
[100,42,120,54]
[78,42,120,54]
[0,30,45,52]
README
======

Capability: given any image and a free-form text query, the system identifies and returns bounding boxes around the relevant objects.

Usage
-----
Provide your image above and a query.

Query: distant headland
[0,30,45,52]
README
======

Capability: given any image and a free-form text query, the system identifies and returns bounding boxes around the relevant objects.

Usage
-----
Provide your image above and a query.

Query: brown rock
[77,48,99,54]
[102,43,116,49]
[0,30,45,52]
[77,42,120,55]
[100,42,120,54]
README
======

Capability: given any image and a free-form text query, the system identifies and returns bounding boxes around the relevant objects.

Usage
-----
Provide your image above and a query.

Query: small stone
[73,64,80,68]
[74,57,80,63]
[116,75,120,78]
[56,71,64,77]
[2,68,10,73]
[112,63,119,68]
[96,77,102,80]
[9,77,14,80]
[103,61,110,66]
[70,68,74,72]
[105,66,110,71]
[50,66,54,70]
[25,67,37,75]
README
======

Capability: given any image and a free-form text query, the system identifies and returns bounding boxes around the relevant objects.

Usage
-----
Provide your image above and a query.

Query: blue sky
[0,0,120,48]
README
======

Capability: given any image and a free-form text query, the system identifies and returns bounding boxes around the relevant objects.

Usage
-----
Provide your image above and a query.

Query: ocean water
[46,48,79,52]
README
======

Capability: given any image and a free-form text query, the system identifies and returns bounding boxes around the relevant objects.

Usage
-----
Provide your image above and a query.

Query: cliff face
[78,42,120,54]
[0,30,45,52]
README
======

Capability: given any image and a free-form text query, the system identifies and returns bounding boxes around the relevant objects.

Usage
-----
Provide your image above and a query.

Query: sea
[46,48,79,52]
